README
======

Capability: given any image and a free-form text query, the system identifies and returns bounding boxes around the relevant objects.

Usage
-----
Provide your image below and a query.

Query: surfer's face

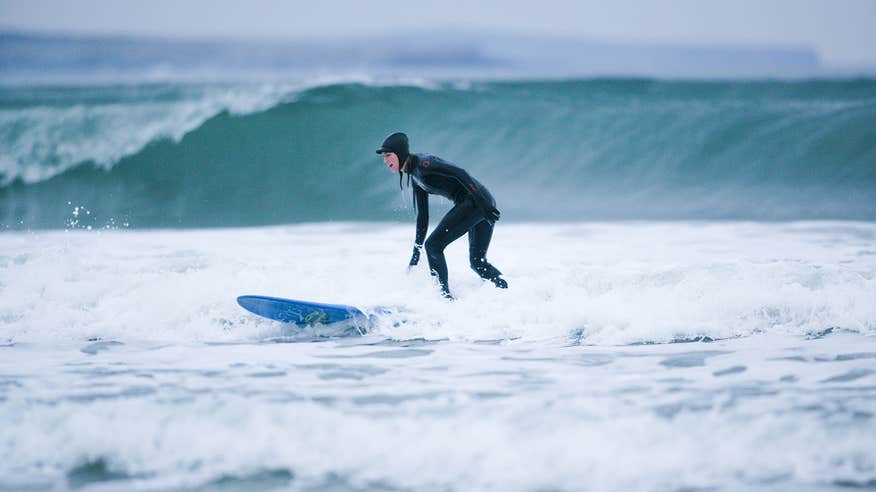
[383,152,400,172]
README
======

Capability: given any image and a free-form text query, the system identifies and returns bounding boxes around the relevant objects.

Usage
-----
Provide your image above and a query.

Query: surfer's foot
[490,276,508,289]
[441,290,456,301]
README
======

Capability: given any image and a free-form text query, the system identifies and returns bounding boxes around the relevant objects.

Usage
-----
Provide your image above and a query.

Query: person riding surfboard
[377,132,508,299]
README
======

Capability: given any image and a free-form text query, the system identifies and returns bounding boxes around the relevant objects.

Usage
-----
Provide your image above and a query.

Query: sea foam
[1,222,873,345]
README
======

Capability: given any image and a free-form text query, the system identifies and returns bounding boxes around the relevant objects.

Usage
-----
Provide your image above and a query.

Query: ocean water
[2,222,876,491]
[3,34,876,491]
[2,78,876,228]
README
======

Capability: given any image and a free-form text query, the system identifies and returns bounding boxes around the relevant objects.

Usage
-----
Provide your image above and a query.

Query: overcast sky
[2,0,875,67]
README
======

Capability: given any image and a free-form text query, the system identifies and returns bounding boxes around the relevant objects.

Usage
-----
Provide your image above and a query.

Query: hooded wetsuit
[406,153,506,296]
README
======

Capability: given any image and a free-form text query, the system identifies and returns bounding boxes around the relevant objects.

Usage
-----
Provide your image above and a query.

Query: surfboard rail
[237,295,367,326]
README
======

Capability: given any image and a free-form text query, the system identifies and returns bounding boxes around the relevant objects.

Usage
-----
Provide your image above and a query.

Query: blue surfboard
[237,295,369,326]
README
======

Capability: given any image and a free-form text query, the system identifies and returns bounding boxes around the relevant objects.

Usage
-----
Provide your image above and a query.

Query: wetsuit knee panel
[424,235,444,255]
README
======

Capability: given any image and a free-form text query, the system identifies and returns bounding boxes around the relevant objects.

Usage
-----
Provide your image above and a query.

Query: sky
[1,0,875,67]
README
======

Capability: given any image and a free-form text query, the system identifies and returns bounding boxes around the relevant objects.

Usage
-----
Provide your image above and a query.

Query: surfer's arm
[414,184,429,246]
[410,184,429,266]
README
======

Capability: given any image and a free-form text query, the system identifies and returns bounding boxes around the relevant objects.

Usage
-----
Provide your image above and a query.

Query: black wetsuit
[406,153,506,297]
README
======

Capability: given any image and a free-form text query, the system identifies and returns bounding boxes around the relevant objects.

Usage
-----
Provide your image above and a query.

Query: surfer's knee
[424,236,444,257]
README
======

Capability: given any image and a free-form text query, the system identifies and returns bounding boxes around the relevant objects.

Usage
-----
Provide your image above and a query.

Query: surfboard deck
[237,295,367,326]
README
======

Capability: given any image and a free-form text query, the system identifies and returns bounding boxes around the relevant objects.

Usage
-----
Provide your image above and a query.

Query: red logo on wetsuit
[422,160,431,167]
[468,183,477,192]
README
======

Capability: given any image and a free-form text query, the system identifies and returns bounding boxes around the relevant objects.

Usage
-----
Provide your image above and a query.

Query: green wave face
[2,79,876,229]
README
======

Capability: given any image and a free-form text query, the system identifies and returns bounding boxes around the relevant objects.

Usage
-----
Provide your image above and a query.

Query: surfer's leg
[468,220,507,288]
[424,199,482,297]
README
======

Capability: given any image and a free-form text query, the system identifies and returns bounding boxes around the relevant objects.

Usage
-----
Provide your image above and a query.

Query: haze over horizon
[1,0,875,69]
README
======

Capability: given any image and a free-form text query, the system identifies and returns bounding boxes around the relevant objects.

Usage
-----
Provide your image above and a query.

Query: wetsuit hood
[376,132,410,169]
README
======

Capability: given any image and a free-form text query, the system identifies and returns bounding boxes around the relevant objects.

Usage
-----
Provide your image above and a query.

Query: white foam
[1,220,875,490]
[1,221,874,345]
[0,333,873,490]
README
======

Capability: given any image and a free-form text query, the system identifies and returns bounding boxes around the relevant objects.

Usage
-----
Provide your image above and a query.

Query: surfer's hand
[485,206,500,225]
[408,245,421,270]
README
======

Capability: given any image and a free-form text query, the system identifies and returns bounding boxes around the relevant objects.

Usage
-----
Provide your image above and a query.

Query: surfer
[377,132,508,299]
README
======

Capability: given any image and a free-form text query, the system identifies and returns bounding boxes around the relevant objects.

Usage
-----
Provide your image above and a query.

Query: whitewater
[2,221,875,491]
